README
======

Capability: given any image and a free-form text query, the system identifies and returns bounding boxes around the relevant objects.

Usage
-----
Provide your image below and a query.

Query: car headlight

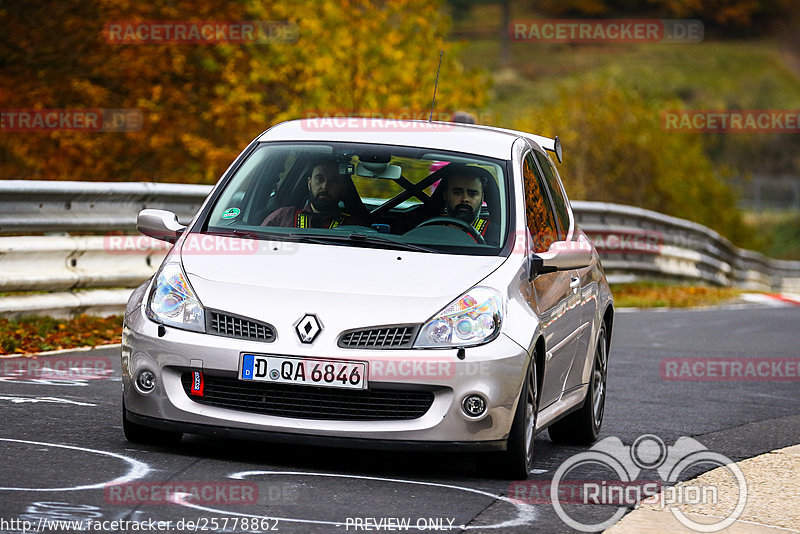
[146,262,205,333]
[414,287,503,348]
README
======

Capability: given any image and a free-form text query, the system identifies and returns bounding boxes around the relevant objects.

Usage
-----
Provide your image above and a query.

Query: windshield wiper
[292,232,436,253]
[206,228,436,252]
[204,229,286,241]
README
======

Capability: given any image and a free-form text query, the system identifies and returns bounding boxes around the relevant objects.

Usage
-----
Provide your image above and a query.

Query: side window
[523,153,558,253]
[534,151,570,238]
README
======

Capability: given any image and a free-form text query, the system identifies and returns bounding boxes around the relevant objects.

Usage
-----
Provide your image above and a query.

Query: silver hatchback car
[122,118,613,479]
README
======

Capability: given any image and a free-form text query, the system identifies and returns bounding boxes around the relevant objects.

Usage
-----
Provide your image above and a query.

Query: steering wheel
[412,216,486,245]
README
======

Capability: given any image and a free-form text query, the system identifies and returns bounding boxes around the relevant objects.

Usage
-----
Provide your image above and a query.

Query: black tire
[123,399,182,446]
[489,357,538,479]
[548,322,608,445]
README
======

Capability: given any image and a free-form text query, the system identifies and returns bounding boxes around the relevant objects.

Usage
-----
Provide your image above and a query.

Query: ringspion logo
[537,434,747,532]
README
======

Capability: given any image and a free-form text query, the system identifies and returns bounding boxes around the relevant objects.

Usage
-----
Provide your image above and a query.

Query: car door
[533,151,597,396]
[522,150,583,409]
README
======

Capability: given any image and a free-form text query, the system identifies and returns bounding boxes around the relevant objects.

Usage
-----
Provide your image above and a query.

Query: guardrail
[572,201,800,292]
[0,180,209,233]
[1,181,799,317]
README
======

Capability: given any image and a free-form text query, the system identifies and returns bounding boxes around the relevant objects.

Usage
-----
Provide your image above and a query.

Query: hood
[180,236,505,347]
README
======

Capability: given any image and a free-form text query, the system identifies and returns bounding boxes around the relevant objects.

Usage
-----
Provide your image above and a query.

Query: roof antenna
[429,50,443,122]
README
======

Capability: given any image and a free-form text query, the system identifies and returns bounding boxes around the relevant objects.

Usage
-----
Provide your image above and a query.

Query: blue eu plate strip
[241,354,254,380]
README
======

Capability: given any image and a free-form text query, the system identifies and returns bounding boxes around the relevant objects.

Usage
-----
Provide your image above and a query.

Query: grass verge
[610,281,744,308]
[0,315,122,355]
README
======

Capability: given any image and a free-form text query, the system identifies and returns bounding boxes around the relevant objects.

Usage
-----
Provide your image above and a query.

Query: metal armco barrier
[572,201,800,292]
[1,181,799,317]
[0,180,210,233]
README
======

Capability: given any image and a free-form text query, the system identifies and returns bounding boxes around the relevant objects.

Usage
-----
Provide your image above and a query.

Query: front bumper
[122,306,530,449]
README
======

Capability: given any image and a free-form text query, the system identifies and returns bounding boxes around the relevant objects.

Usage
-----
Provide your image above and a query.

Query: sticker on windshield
[221,207,241,220]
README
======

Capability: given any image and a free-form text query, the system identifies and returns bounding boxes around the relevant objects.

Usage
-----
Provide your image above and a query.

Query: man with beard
[261,158,362,228]
[438,165,492,242]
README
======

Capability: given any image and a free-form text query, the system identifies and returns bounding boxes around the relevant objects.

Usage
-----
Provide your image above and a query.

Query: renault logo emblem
[295,314,322,344]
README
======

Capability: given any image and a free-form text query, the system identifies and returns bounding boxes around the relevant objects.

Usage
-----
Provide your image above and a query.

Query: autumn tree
[0,0,487,183]
[514,76,754,247]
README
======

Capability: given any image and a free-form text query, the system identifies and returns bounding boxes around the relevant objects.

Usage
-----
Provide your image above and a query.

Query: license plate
[240,354,367,390]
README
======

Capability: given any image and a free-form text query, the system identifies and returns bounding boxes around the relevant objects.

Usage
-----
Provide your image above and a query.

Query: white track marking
[0,395,96,406]
[172,470,537,530]
[0,438,150,491]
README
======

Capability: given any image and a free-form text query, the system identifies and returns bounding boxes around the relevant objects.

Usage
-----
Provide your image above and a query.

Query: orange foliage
[523,156,558,252]
[0,314,121,355]
[0,0,487,183]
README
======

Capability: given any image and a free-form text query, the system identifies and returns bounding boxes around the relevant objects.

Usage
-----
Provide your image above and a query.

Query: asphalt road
[1,304,799,534]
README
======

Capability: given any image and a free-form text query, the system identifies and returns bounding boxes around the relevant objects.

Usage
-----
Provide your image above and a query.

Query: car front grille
[180,373,434,421]
[338,325,418,349]
[207,311,275,342]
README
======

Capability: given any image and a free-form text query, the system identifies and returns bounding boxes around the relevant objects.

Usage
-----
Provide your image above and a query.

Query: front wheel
[548,322,608,445]
[489,357,538,479]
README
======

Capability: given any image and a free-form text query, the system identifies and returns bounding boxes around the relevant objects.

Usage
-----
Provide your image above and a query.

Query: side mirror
[137,209,186,244]
[529,238,593,280]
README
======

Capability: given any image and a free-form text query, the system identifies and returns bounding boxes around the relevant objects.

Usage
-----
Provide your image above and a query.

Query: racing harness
[472,216,489,237]
[294,209,346,229]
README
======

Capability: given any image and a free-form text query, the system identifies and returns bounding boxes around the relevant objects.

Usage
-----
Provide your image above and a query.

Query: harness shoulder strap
[297,210,345,229]
[329,212,349,229]
[473,217,489,237]
[295,210,308,228]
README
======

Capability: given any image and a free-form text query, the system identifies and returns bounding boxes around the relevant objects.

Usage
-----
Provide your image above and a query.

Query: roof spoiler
[458,123,563,163]
[530,134,563,163]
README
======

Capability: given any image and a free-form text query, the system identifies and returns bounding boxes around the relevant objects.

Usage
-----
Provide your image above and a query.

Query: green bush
[514,76,755,247]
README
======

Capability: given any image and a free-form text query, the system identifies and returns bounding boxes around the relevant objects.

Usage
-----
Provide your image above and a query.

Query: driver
[261,158,362,228]
[438,164,492,241]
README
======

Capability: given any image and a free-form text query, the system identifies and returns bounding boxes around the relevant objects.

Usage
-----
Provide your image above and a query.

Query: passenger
[262,158,362,228]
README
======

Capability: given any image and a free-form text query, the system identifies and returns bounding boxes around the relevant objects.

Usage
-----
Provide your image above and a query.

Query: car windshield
[204,142,510,255]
